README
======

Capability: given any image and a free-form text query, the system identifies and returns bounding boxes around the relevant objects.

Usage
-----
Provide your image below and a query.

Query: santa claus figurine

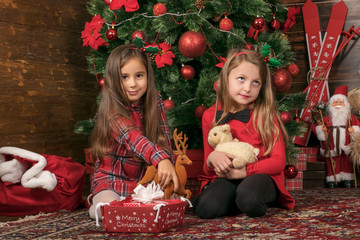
[312,85,360,188]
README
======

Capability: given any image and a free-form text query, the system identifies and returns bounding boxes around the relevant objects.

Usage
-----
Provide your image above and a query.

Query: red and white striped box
[100,198,187,233]
[285,171,304,191]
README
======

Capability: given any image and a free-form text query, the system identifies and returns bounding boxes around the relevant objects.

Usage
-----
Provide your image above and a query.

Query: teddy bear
[208,124,259,169]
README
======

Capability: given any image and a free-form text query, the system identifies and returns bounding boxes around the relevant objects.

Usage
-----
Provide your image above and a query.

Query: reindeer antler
[173,129,188,155]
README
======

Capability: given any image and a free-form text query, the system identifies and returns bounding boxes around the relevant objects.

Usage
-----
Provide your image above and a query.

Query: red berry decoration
[103,0,111,6]
[180,65,196,80]
[244,42,255,50]
[195,105,208,119]
[252,17,265,30]
[106,27,118,41]
[97,77,105,90]
[284,164,298,179]
[295,117,301,123]
[280,111,292,124]
[178,31,207,58]
[163,98,175,110]
[219,17,233,31]
[269,18,281,31]
[287,63,299,76]
[153,3,167,16]
[272,68,292,93]
[131,30,145,41]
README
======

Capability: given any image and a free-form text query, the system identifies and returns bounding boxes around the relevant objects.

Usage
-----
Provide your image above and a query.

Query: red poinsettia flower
[81,15,109,50]
[110,0,139,12]
[155,42,175,69]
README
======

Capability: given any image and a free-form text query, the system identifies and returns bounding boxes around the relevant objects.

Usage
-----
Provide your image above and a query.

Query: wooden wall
[0,1,98,163]
[284,0,360,94]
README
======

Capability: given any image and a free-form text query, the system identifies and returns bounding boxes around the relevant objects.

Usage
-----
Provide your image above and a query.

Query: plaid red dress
[89,93,172,202]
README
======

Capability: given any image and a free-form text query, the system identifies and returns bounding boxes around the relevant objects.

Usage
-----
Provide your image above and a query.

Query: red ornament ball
[131,30,145,41]
[295,117,301,123]
[287,63,299,76]
[106,28,118,41]
[163,98,175,110]
[195,105,208,119]
[244,42,255,50]
[272,68,292,93]
[219,17,233,31]
[180,65,196,80]
[178,31,207,58]
[280,111,292,124]
[269,18,281,31]
[284,164,298,179]
[153,3,167,16]
[97,77,105,90]
[252,17,265,30]
[103,0,111,6]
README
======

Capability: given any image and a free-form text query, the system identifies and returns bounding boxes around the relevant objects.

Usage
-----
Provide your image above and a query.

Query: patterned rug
[1,189,359,240]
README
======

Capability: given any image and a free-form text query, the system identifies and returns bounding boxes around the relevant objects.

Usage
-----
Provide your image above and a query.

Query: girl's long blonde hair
[88,44,170,162]
[215,49,288,155]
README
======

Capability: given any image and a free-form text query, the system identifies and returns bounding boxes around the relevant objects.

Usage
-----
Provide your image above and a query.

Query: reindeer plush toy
[137,129,192,199]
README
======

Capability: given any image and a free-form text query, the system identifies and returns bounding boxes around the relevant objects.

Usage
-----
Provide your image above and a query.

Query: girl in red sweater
[194,49,295,218]
[87,45,179,219]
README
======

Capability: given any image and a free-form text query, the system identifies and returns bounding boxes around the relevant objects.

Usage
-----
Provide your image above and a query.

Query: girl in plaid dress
[88,45,179,219]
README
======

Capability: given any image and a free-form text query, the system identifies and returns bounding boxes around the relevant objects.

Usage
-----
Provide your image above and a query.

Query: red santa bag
[0,146,85,216]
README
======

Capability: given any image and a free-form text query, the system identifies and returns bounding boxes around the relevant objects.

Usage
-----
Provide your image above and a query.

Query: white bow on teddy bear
[0,146,57,191]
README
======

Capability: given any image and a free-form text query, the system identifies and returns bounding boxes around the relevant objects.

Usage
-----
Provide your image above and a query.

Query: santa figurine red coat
[312,85,360,188]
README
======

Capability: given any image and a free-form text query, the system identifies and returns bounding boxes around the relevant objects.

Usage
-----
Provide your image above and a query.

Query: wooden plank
[0,0,97,160]
[0,22,91,66]
[306,162,326,171]
[0,58,97,96]
[0,0,91,30]
[303,179,326,189]
[303,170,326,180]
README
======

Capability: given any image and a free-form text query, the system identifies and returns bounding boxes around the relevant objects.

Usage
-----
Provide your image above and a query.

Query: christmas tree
[76,0,306,163]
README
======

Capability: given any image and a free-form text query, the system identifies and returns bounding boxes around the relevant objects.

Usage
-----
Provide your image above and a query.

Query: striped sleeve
[117,127,170,167]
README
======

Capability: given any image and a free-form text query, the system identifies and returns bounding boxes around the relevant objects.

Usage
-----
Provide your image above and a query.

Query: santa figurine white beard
[327,96,352,156]
[329,98,351,126]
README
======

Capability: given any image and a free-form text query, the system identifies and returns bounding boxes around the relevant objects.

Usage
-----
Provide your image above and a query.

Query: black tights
[193,174,278,218]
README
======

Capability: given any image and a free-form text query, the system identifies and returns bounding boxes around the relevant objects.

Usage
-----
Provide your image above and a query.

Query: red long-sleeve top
[201,104,295,209]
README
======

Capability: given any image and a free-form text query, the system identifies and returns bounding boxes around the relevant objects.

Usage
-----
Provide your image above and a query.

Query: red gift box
[98,198,187,233]
[184,149,204,179]
[298,147,319,155]
[285,171,304,191]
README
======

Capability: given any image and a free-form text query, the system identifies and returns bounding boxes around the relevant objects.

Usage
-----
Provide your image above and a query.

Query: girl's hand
[216,167,247,180]
[207,151,234,174]
[157,159,179,192]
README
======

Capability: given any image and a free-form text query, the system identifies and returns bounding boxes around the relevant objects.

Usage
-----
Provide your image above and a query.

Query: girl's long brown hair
[88,44,170,162]
[215,49,288,155]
